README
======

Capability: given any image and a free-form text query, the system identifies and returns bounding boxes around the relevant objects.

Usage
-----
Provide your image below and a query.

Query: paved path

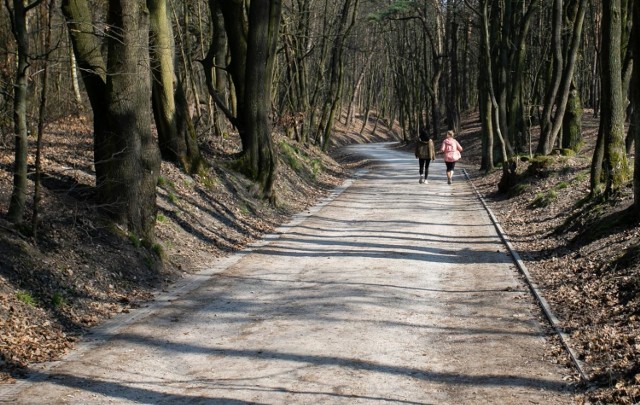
[1,143,573,404]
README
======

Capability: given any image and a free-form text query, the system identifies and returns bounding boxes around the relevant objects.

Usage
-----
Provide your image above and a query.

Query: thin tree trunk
[33,0,54,238]
[537,0,563,155]
[542,0,587,154]
[507,0,539,152]
[322,0,358,151]
[68,38,83,108]
[7,0,43,224]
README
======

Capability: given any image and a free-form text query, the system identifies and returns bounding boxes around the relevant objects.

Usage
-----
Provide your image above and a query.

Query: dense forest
[0,0,639,402]
[1,0,638,239]
[0,0,637,231]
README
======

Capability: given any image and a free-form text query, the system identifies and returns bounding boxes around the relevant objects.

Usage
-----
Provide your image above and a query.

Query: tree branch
[25,0,45,12]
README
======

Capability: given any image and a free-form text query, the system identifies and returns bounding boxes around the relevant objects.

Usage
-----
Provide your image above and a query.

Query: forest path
[1,143,573,404]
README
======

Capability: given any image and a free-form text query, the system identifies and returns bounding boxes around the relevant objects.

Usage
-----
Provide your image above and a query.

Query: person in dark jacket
[414,128,436,184]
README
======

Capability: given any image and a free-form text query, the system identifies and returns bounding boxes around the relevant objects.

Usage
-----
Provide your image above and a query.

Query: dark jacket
[415,138,436,160]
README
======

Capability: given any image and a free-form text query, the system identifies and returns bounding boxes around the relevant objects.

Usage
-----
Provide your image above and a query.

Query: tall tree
[243,0,281,199]
[6,0,45,225]
[631,0,640,214]
[147,0,203,174]
[320,0,358,150]
[202,0,229,138]
[63,0,161,241]
[61,0,109,189]
[536,0,587,155]
[103,0,161,241]
[591,0,630,197]
[214,0,281,200]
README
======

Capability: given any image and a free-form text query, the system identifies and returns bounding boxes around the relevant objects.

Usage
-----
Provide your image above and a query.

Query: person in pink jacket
[439,130,463,184]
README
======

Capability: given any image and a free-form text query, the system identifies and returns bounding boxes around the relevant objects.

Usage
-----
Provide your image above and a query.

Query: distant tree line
[0,0,639,243]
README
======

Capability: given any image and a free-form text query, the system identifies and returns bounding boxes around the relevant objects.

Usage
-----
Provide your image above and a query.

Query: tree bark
[631,0,640,212]
[592,0,630,197]
[321,0,358,151]
[536,0,563,155]
[242,0,281,200]
[562,83,583,151]
[103,0,161,242]
[507,0,539,152]
[478,36,494,172]
[600,0,630,196]
[539,0,587,155]
[202,0,236,130]
[33,0,54,238]
[147,0,202,174]
[218,0,248,149]
[61,0,109,187]
[6,0,41,225]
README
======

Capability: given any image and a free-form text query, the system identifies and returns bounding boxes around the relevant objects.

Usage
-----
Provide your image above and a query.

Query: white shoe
[424,179,428,184]
[419,177,424,184]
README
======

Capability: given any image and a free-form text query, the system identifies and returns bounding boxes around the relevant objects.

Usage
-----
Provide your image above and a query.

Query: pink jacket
[440,138,463,162]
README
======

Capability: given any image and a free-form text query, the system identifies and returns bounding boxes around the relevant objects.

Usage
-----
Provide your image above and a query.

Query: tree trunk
[447,14,460,134]
[593,0,630,197]
[478,38,494,172]
[497,0,511,147]
[507,0,539,153]
[544,0,587,155]
[33,0,54,238]
[242,0,281,200]
[591,117,606,195]
[537,0,563,154]
[103,0,161,242]
[68,39,83,108]
[61,0,109,188]
[218,0,248,149]
[209,0,228,138]
[634,0,640,213]
[147,0,202,173]
[321,0,358,151]
[562,83,583,151]
[7,0,39,225]
[479,0,513,190]
[202,0,237,131]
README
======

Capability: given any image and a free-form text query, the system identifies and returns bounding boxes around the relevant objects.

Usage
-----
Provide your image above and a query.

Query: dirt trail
[0,144,573,404]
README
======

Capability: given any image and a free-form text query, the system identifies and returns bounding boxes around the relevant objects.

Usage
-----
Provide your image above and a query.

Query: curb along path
[463,169,588,382]
[1,143,574,404]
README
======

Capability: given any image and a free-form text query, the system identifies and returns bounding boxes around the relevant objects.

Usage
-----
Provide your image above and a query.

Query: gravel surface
[0,143,574,404]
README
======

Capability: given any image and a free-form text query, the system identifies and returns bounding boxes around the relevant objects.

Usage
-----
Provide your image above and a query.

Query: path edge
[462,169,589,382]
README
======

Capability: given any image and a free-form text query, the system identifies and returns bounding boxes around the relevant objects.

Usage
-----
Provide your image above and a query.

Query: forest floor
[0,110,638,404]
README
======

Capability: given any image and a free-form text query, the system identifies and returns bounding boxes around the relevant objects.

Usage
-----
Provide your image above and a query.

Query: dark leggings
[445,161,456,172]
[419,159,432,177]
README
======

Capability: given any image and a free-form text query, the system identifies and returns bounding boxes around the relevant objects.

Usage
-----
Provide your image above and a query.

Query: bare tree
[537,0,587,155]
[211,0,281,200]
[148,0,203,174]
[6,0,46,226]
[590,0,630,198]
[102,0,161,242]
